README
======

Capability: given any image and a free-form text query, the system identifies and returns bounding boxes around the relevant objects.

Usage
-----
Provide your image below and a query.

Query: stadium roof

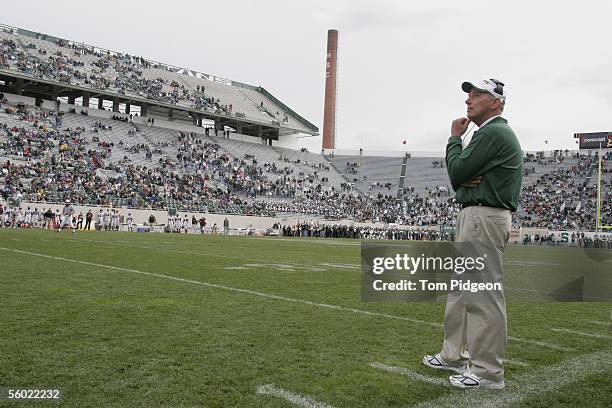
[0,22,319,138]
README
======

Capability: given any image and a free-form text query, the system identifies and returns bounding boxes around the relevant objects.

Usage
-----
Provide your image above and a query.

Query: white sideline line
[370,362,448,386]
[551,328,612,340]
[508,336,574,352]
[0,246,441,328]
[413,348,612,408]
[256,384,335,408]
[588,320,612,326]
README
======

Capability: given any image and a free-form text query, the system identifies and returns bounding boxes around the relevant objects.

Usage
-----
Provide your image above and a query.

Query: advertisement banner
[575,132,612,149]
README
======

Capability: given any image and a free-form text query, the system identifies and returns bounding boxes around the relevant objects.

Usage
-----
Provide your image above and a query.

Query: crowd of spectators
[280,222,452,241]
[0,105,461,225]
[522,231,612,249]
[1,31,271,125]
[1,101,610,232]
[516,151,610,230]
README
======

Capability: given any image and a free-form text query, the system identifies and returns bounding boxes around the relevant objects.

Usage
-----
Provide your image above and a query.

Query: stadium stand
[0,24,316,134]
[1,96,610,231]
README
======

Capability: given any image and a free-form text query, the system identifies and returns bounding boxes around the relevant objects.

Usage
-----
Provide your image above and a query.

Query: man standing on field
[58,199,77,235]
[422,79,522,389]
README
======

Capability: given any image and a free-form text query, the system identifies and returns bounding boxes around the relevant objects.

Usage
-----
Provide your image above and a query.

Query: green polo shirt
[445,117,523,212]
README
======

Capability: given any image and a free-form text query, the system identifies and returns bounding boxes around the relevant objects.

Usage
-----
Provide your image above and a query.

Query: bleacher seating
[0,26,314,133]
[1,100,610,228]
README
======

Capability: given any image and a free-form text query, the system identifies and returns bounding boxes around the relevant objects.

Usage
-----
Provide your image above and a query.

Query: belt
[461,203,483,209]
[461,203,508,210]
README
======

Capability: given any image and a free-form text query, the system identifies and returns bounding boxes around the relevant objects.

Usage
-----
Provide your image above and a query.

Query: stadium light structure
[596,147,610,231]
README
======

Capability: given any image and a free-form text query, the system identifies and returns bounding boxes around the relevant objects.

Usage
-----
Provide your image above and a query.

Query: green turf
[0,229,610,407]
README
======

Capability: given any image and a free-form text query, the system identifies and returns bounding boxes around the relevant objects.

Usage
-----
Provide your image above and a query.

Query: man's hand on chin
[451,117,470,137]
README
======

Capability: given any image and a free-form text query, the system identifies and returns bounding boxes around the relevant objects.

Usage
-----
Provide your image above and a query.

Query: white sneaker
[449,370,505,389]
[422,354,468,374]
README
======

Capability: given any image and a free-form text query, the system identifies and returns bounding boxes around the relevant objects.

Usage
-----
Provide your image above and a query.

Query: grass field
[1,228,611,407]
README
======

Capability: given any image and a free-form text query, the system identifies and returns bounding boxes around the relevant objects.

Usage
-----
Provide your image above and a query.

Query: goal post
[596,154,612,230]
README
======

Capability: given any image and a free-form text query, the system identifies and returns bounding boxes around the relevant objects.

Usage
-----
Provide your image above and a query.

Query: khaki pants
[439,205,511,382]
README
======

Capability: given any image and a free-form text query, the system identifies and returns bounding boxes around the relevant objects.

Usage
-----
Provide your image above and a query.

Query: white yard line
[413,348,612,408]
[256,384,335,408]
[0,246,440,328]
[504,358,529,367]
[507,336,574,352]
[550,328,612,341]
[370,362,449,386]
[587,320,612,326]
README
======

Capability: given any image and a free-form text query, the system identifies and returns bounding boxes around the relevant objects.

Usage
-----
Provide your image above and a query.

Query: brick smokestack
[323,29,338,150]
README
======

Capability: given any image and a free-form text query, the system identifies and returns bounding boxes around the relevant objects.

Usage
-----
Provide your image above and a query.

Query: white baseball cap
[462,79,506,101]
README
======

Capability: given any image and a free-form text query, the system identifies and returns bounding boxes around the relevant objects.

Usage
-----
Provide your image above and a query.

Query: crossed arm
[446,118,499,189]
